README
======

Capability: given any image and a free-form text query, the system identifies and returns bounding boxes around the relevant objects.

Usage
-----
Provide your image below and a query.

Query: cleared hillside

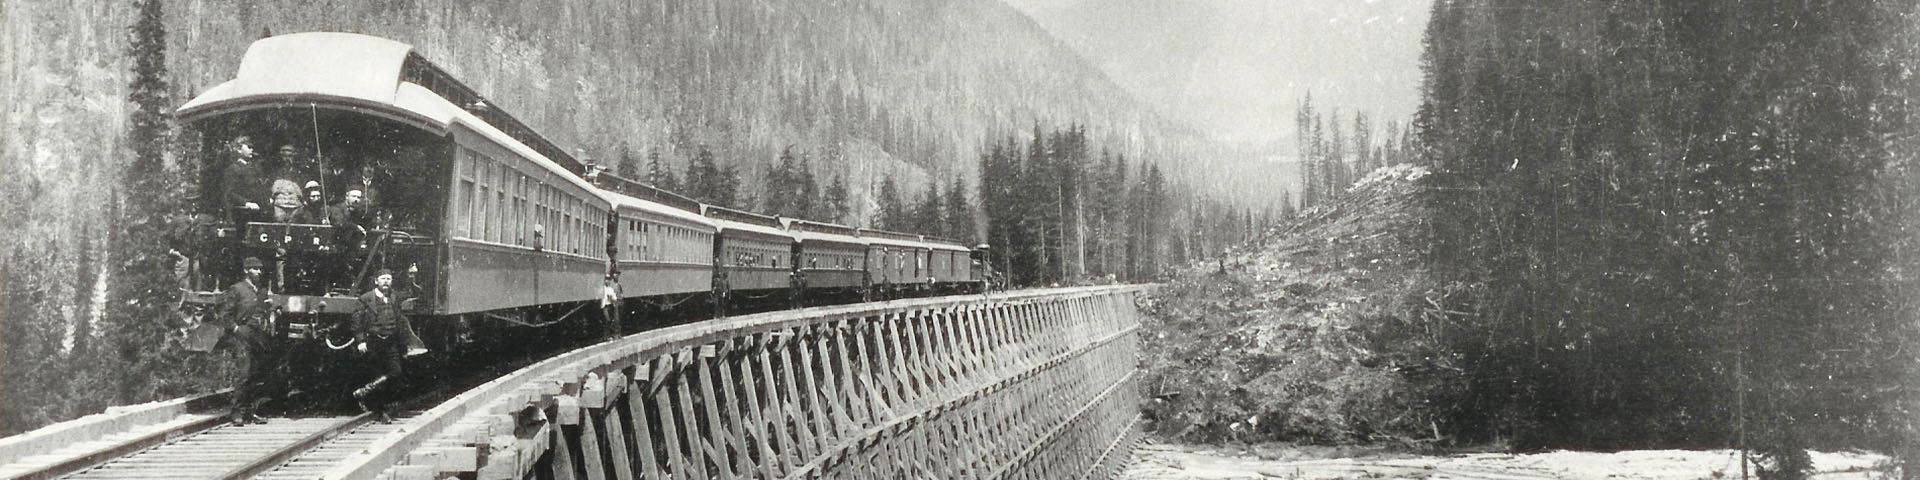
[1138,165,1452,445]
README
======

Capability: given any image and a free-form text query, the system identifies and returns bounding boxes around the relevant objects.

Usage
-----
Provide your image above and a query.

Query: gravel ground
[1120,441,1895,480]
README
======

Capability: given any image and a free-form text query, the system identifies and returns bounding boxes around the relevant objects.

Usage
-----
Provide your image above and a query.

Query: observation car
[176,32,618,352]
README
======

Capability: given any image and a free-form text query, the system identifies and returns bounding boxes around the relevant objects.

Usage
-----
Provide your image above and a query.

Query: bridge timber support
[324,285,1150,480]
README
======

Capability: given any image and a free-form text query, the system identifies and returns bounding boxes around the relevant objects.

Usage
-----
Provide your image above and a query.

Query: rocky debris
[1138,164,1453,446]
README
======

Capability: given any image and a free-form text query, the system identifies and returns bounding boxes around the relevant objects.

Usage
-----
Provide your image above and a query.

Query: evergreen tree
[616,143,641,179]
[1412,0,1912,460]
[715,163,741,209]
[1326,109,1347,193]
[1296,94,1320,209]
[945,176,973,243]
[685,146,712,201]
[913,180,942,236]
[109,0,207,408]
[1352,112,1373,177]
[822,175,850,224]
[766,147,800,216]
[646,149,680,192]
[876,175,903,230]
[795,150,819,219]
[1309,114,1327,206]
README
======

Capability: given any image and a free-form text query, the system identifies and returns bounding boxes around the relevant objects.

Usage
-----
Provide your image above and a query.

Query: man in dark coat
[220,256,276,425]
[221,136,266,223]
[290,181,328,225]
[352,268,414,423]
[327,189,369,249]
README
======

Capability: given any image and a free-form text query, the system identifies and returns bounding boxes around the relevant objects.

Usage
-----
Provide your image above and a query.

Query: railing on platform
[322,285,1151,480]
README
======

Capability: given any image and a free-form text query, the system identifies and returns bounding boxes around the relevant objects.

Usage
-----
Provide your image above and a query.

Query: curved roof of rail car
[782,219,869,247]
[857,228,932,250]
[601,190,716,232]
[701,207,795,242]
[175,32,599,194]
[922,237,972,253]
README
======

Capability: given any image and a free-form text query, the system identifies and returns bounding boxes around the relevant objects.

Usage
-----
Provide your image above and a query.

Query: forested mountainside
[156,0,1219,209]
[1414,0,1920,465]
[0,0,1231,434]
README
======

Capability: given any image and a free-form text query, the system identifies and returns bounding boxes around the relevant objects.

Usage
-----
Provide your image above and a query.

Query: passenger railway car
[922,235,979,293]
[785,219,871,304]
[859,228,932,299]
[703,206,796,311]
[603,189,715,299]
[177,32,620,351]
[173,32,990,366]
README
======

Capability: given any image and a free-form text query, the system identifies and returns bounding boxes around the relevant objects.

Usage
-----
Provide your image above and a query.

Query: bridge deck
[0,286,1153,480]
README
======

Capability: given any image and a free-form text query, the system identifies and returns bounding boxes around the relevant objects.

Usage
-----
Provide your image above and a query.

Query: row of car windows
[448,149,973,277]
[727,239,787,268]
[619,218,708,264]
[453,149,603,259]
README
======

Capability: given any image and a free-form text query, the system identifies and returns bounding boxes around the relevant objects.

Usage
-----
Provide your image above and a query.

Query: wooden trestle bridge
[0,285,1151,480]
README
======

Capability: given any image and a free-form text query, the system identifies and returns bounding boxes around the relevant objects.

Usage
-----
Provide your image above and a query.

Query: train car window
[494,181,507,244]
[477,160,492,242]
[475,161,487,242]
[549,185,556,249]
[514,175,527,246]
[454,152,475,239]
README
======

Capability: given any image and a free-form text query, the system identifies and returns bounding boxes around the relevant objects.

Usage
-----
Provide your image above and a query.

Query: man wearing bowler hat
[220,256,276,425]
[352,268,414,423]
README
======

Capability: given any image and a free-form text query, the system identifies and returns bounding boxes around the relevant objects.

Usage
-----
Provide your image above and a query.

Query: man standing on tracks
[221,256,276,426]
[352,268,413,423]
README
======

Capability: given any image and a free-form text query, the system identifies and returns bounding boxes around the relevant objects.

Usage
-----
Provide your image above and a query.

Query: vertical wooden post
[549,417,580,480]
[827,320,872,429]
[625,371,663,480]
[775,327,822,462]
[669,352,709,480]
[577,406,608,480]
[693,345,737,480]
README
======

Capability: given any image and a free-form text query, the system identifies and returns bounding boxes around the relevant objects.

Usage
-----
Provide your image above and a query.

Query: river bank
[1121,441,1894,479]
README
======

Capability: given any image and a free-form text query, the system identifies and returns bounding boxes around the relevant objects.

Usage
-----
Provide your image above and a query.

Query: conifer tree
[616,143,641,179]
[823,175,850,224]
[646,149,680,192]
[109,0,204,406]
[876,176,903,230]
[1352,112,1373,177]
[1296,95,1320,209]
[914,180,942,236]
[945,177,973,243]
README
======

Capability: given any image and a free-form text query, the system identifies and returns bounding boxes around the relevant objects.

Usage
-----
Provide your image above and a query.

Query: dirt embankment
[1121,442,1891,480]
[1137,164,1454,446]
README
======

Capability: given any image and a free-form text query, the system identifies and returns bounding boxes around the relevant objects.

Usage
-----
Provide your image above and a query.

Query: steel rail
[4,392,232,480]
[8,415,226,480]
[213,413,372,480]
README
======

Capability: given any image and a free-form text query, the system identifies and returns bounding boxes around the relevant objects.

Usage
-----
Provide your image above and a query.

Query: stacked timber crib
[322,285,1151,480]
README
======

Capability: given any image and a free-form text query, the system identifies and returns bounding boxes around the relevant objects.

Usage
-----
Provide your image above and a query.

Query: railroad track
[4,411,416,480]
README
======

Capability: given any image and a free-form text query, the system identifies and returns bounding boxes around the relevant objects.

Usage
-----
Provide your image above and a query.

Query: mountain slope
[1138,165,1450,444]
[152,0,1224,215]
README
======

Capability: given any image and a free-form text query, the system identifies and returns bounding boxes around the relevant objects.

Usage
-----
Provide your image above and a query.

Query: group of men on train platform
[215,135,415,425]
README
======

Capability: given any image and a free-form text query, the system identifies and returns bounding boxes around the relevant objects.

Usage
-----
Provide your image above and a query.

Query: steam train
[175,32,986,355]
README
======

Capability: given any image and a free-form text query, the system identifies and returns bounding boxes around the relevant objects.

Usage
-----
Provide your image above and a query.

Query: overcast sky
[1001,0,1431,160]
